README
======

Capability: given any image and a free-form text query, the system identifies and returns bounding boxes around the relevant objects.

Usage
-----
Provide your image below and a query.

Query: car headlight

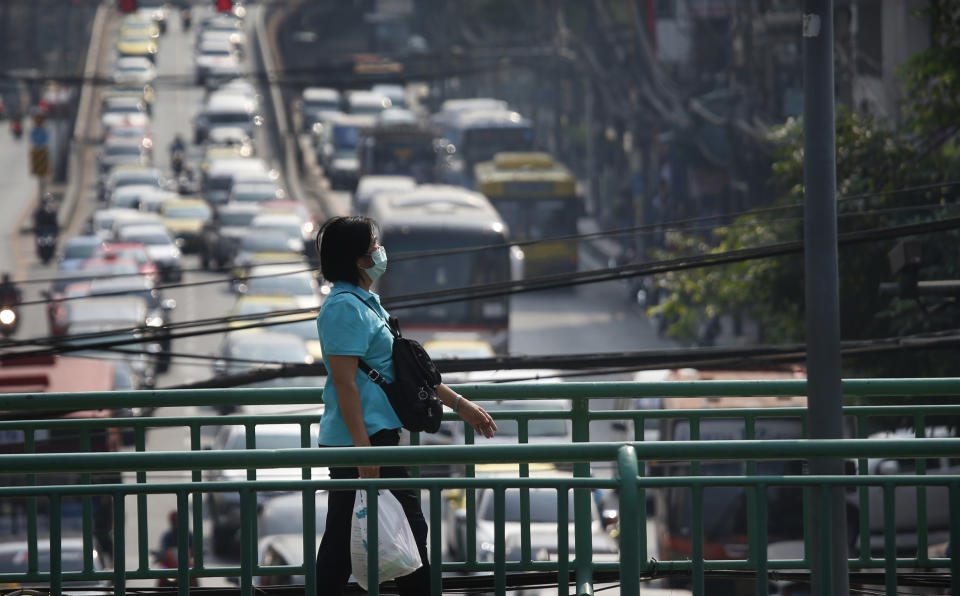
[478,541,496,562]
[145,316,163,328]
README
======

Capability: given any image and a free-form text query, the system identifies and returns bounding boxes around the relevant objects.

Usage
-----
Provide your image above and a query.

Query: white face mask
[362,246,387,281]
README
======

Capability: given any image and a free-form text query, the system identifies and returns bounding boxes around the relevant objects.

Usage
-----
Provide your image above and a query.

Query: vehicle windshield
[240,234,295,253]
[220,210,259,226]
[305,100,338,112]
[233,188,276,202]
[479,489,576,523]
[462,127,534,165]
[165,205,211,219]
[208,112,250,125]
[0,550,86,573]
[379,231,510,324]
[126,231,170,246]
[271,318,318,341]
[105,144,142,156]
[201,47,232,57]
[370,141,435,179]
[106,104,142,114]
[332,125,360,149]
[246,273,314,297]
[491,197,578,240]
[254,223,300,239]
[63,241,100,260]
[261,499,327,536]
[115,174,159,187]
[223,427,308,450]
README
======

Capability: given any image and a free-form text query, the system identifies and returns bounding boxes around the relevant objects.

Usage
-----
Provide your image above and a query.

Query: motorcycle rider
[0,274,22,307]
[33,195,59,236]
[170,134,186,176]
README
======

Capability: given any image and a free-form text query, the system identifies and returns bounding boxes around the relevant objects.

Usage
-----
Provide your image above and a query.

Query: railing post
[50,494,62,596]
[616,445,640,596]
[113,491,126,596]
[571,398,593,596]
[366,486,380,596]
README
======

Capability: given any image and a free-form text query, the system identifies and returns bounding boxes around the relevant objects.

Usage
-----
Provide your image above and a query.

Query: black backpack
[347,293,444,433]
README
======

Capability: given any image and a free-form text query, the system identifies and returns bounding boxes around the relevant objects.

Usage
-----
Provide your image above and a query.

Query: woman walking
[314,216,497,595]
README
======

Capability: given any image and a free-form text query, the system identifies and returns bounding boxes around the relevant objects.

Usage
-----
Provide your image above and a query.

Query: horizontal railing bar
[0,379,957,411]
[0,473,955,499]
[3,404,960,433]
[2,439,959,473]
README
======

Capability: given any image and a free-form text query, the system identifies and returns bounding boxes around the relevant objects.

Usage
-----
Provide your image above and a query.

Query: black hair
[317,216,377,285]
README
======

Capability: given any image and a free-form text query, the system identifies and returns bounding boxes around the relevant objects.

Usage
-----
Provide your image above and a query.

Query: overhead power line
[4,214,960,360]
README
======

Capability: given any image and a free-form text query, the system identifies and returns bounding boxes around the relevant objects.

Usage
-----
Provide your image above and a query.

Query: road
[2,2,675,588]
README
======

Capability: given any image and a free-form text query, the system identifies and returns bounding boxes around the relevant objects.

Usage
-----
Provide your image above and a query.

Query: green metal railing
[0,379,958,596]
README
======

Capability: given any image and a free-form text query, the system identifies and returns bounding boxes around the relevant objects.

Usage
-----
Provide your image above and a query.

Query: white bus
[367,185,521,354]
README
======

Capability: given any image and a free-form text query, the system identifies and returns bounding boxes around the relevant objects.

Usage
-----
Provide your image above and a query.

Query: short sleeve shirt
[316,282,401,445]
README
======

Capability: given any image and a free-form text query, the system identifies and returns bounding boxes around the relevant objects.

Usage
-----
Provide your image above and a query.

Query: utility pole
[802,2,850,595]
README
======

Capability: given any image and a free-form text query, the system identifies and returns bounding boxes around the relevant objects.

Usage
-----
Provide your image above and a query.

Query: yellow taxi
[116,34,159,62]
[161,199,212,253]
[229,295,322,361]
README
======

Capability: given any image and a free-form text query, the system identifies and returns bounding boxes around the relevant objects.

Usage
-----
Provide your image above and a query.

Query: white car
[346,90,391,115]
[353,175,416,215]
[194,39,240,85]
[242,264,322,309]
[100,166,166,203]
[257,492,329,586]
[112,56,156,85]
[117,224,183,282]
[251,212,308,243]
[100,96,150,134]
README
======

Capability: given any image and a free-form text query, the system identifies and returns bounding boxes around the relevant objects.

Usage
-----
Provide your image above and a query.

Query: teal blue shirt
[316,282,402,446]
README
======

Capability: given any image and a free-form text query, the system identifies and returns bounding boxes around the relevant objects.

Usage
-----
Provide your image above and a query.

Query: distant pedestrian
[313,216,497,596]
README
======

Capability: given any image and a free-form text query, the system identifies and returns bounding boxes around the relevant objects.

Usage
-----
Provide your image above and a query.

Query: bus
[0,356,121,560]
[475,152,580,278]
[648,368,818,595]
[359,121,441,184]
[435,109,535,189]
[366,185,519,354]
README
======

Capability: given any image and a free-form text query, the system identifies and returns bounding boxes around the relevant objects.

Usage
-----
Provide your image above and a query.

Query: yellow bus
[475,152,580,278]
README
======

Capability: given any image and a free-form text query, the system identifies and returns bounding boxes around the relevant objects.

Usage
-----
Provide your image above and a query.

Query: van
[194,92,258,144]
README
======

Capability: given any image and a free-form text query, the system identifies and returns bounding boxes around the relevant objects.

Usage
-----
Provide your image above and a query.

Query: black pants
[315,429,430,595]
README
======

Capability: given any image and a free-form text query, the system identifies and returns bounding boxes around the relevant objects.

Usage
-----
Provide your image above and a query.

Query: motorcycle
[0,306,18,338]
[171,149,185,177]
[181,8,192,31]
[36,229,57,264]
[11,118,23,139]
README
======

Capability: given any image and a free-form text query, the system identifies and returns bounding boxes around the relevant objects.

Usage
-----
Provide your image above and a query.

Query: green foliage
[649,105,960,375]
[902,2,960,135]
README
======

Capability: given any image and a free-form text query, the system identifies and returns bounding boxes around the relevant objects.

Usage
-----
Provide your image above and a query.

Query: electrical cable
[5,213,960,359]
[10,179,960,290]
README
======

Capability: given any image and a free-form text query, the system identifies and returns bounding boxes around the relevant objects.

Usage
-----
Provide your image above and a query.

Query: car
[120,14,160,39]
[102,121,154,151]
[345,90,391,115]
[230,231,304,280]
[446,467,620,564]
[194,91,258,144]
[112,56,156,86]
[228,181,283,204]
[135,0,170,33]
[139,189,180,214]
[98,139,151,175]
[108,211,165,242]
[204,421,324,556]
[204,157,272,205]
[84,274,175,371]
[370,84,407,109]
[100,96,149,136]
[260,200,316,240]
[116,33,158,63]
[100,165,166,203]
[0,537,110,594]
[317,114,375,190]
[197,15,246,52]
[240,264,324,309]
[78,256,142,282]
[353,175,416,215]
[256,492,329,586]
[108,183,159,211]
[230,295,323,361]
[62,294,149,335]
[299,87,341,131]
[205,126,254,156]
[160,199,212,253]
[251,212,308,243]
[200,202,262,270]
[58,235,105,272]
[194,39,240,86]
[94,242,159,282]
[116,224,183,282]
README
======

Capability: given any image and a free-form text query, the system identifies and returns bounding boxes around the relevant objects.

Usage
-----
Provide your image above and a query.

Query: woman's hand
[457,398,497,439]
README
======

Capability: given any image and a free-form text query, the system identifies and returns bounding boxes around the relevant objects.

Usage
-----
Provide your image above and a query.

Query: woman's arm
[328,354,379,477]
[437,383,498,438]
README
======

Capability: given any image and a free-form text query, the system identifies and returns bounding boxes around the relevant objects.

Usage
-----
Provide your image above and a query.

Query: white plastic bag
[350,490,422,590]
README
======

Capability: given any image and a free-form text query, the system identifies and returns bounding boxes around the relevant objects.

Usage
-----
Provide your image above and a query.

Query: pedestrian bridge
[0,379,958,596]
